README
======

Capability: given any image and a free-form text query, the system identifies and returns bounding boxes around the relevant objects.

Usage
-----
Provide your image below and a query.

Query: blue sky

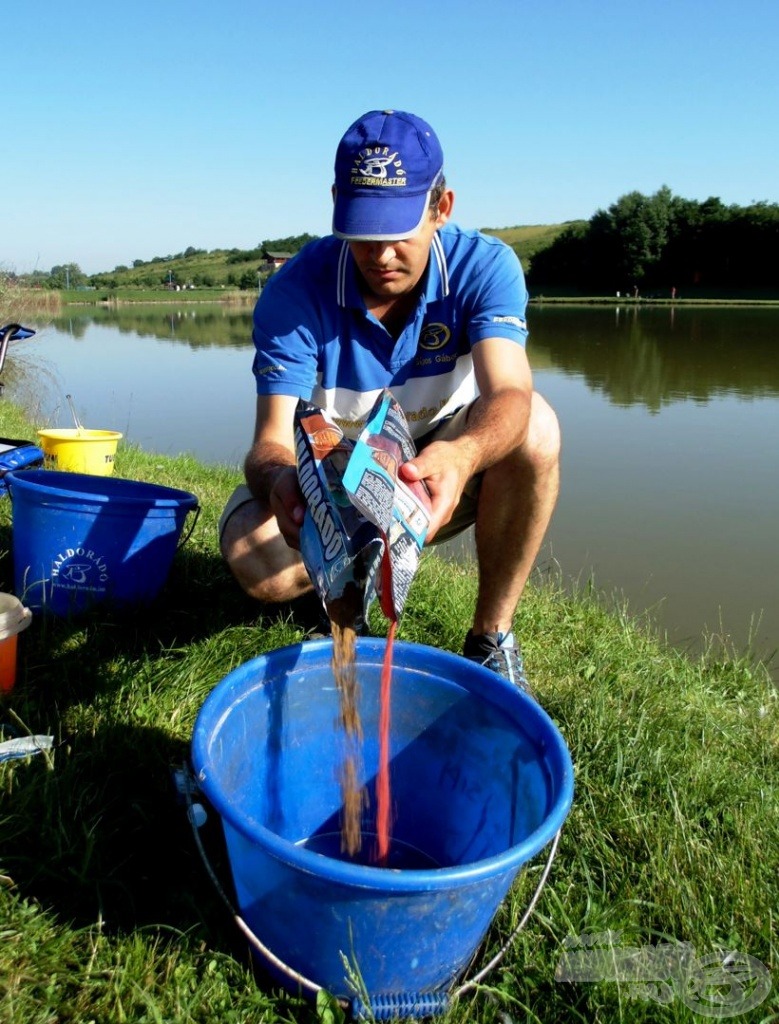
[6,0,779,275]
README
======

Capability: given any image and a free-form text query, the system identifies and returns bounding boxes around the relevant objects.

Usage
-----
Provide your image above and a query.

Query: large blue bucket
[191,638,574,1015]
[7,469,199,615]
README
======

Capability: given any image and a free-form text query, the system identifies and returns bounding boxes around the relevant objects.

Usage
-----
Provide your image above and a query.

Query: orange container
[0,593,32,694]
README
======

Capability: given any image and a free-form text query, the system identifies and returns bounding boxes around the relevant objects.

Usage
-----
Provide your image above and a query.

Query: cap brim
[332,189,432,241]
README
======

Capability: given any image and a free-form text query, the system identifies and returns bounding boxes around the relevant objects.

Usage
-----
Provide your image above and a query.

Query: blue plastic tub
[191,638,574,1014]
[7,469,199,615]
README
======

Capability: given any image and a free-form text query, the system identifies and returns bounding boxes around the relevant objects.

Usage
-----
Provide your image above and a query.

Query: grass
[482,224,584,278]
[60,287,250,306]
[528,293,779,307]
[1,279,62,323]
[0,399,777,1023]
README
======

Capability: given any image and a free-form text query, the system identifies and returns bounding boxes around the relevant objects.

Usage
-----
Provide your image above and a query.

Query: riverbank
[3,285,251,316]
[7,284,779,318]
[0,399,776,1022]
[530,294,779,307]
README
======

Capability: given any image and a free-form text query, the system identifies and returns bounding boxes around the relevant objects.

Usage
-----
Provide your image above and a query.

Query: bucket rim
[192,637,574,892]
[5,468,199,509]
[37,428,123,441]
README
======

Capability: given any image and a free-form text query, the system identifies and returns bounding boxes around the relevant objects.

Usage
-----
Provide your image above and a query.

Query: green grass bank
[23,286,779,314]
[0,398,776,1023]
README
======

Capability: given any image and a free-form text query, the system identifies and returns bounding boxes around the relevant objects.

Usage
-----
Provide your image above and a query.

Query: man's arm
[400,337,533,540]
[244,393,306,549]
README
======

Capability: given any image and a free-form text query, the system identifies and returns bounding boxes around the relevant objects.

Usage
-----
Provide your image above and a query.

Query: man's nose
[370,242,396,265]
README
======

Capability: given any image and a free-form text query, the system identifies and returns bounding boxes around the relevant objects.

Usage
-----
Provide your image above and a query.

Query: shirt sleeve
[251,271,319,398]
[465,240,529,347]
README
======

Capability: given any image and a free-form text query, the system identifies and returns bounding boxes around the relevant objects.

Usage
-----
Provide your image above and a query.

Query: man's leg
[471,392,560,636]
[220,490,312,604]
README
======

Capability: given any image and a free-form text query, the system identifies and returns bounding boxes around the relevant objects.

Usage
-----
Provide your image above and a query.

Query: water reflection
[529,305,779,408]
[24,302,778,672]
[54,303,779,406]
[55,301,255,349]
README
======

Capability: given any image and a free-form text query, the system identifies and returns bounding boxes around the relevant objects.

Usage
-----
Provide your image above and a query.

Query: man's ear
[435,189,455,227]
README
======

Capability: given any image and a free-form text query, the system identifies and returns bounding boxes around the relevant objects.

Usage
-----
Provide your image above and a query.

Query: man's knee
[522,393,561,470]
[220,495,310,603]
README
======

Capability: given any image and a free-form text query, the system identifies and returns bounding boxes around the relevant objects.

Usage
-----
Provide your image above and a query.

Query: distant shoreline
[528,294,779,307]
[11,287,779,315]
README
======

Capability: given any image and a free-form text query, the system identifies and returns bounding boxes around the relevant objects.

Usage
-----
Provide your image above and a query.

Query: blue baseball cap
[332,109,444,241]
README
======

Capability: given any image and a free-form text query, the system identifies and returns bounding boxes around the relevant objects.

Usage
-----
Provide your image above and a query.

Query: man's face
[348,191,454,300]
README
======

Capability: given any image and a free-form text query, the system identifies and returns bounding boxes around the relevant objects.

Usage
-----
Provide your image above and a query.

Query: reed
[0,280,61,321]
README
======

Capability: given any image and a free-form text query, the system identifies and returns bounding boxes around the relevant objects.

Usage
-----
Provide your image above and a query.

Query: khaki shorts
[218,404,479,546]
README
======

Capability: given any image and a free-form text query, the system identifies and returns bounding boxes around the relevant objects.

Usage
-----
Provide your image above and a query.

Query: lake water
[12,302,779,674]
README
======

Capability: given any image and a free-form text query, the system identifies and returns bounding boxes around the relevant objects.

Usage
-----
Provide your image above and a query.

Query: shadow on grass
[4,543,325,707]
[1,717,289,978]
[1,716,326,1018]
[3,539,324,645]
[0,527,332,1015]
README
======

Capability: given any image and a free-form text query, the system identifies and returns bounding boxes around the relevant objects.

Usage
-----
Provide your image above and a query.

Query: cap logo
[351,147,407,188]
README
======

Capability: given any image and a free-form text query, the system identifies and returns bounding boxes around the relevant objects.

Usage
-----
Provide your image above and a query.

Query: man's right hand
[267,465,306,550]
[243,394,305,548]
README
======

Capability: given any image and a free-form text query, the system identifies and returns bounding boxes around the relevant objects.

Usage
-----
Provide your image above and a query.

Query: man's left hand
[399,439,475,541]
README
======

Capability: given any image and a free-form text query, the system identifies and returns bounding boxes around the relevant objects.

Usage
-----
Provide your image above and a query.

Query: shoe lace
[487,646,527,688]
[471,634,530,693]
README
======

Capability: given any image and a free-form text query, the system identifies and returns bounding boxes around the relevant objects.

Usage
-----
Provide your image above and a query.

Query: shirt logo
[419,323,451,351]
[492,315,526,329]
[351,147,407,188]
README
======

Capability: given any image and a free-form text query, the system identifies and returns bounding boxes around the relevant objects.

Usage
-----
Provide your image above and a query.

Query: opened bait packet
[294,403,383,621]
[295,391,431,624]
[342,390,431,622]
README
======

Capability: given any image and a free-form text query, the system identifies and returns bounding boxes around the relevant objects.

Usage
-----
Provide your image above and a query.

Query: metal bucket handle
[179,763,562,1020]
[177,503,201,549]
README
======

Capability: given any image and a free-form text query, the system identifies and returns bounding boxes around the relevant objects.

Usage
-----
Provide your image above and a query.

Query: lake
[12,302,779,675]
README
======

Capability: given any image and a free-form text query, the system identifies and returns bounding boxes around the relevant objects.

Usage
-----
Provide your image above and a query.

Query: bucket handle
[450,827,562,1001]
[177,765,344,1008]
[177,504,201,549]
[179,763,562,1020]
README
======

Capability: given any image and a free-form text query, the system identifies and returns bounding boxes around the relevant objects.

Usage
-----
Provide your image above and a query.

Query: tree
[601,190,779,290]
[258,233,319,253]
[598,186,674,288]
[49,263,86,289]
[527,222,591,287]
[238,269,260,290]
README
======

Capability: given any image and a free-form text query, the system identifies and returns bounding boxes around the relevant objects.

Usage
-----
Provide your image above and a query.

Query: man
[220,109,560,691]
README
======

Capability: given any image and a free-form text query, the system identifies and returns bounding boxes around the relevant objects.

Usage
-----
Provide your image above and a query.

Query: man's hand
[400,339,534,542]
[400,439,476,541]
[243,394,305,549]
[267,465,306,549]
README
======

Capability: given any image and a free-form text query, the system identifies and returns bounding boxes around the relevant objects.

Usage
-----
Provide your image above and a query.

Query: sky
[5,0,779,276]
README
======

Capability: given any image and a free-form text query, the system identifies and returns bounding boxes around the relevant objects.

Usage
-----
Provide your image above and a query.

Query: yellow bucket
[37,429,123,476]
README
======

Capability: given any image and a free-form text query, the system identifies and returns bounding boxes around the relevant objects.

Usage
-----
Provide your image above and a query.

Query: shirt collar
[336,232,450,309]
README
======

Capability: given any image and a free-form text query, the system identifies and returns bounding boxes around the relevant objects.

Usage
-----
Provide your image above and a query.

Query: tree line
[526,187,779,294]
[9,234,320,292]
[9,201,779,295]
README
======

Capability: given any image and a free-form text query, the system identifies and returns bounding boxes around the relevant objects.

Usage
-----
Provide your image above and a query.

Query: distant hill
[91,248,246,289]
[482,223,586,274]
[86,225,573,290]
[88,234,319,291]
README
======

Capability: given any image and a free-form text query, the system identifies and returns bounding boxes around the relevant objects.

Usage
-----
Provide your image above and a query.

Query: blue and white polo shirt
[251,222,528,440]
